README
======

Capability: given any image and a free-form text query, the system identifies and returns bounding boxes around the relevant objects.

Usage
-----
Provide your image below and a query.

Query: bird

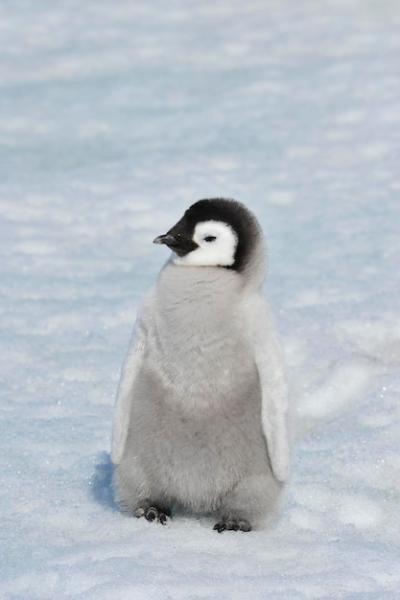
[112,198,290,532]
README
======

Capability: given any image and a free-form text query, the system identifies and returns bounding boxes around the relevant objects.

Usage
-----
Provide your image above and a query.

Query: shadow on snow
[90,451,118,512]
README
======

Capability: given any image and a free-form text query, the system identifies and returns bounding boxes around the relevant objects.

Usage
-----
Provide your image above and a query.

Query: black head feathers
[181,198,259,271]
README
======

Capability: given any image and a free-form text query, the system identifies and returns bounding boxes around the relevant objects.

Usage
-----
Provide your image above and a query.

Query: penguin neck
[156,260,243,312]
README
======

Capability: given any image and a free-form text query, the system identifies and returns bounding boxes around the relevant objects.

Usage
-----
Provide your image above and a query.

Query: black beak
[153,234,176,246]
[153,230,198,257]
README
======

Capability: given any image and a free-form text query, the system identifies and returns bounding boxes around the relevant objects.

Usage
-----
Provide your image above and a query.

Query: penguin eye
[204,236,217,243]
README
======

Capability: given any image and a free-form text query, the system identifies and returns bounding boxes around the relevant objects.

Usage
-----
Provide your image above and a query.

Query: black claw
[213,519,251,533]
[138,505,171,525]
[145,507,157,522]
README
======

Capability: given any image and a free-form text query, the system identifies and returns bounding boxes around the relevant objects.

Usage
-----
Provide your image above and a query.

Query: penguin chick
[112,198,290,532]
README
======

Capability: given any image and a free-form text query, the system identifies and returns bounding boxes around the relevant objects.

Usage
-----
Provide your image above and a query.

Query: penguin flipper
[249,297,291,483]
[111,317,147,465]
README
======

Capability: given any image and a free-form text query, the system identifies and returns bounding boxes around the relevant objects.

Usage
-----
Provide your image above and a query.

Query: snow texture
[1,1,399,598]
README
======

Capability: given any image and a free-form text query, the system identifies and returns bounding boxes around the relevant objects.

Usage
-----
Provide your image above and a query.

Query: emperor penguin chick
[112,198,290,532]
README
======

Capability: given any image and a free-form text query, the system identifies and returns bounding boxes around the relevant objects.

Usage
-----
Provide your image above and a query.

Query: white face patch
[173,220,238,267]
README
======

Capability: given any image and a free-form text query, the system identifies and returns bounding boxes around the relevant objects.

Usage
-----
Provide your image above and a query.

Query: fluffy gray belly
[127,362,270,511]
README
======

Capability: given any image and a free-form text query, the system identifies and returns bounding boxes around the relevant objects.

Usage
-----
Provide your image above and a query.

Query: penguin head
[153,198,261,271]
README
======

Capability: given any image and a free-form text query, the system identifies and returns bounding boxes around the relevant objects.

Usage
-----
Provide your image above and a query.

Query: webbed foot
[135,505,171,525]
[213,518,252,533]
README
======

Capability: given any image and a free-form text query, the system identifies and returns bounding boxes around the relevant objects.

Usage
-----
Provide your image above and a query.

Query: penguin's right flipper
[111,316,147,465]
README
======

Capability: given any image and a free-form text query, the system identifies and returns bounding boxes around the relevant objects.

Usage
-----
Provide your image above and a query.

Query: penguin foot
[135,505,171,525]
[213,518,252,533]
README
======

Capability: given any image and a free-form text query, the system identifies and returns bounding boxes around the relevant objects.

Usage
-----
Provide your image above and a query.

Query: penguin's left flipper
[246,297,291,483]
[135,505,171,525]
[213,518,252,533]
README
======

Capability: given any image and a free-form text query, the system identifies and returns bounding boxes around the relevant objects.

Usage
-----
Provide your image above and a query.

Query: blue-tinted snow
[0,1,399,598]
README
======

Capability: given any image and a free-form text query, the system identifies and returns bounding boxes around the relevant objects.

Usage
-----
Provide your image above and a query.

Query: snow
[1,0,399,598]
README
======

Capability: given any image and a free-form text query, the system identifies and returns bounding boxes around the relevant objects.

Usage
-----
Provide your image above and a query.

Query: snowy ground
[1,1,400,598]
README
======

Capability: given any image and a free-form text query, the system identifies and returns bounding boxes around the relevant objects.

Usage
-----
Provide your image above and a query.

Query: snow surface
[1,1,400,598]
